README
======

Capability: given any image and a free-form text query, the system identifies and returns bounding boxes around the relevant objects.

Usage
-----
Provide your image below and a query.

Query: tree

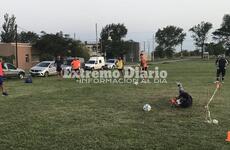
[155,25,186,58]
[213,14,230,55]
[33,31,90,61]
[154,46,165,58]
[18,31,39,43]
[178,32,187,58]
[205,42,226,56]
[100,23,128,58]
[189,21,213,58]
[1,13,17,43]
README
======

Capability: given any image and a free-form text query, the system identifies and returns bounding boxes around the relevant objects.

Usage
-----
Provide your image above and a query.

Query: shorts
[142,67,148,71]
[72,68,80,72]
[217,68,226,77]
[56,67,62,72]
[0,76,4,85]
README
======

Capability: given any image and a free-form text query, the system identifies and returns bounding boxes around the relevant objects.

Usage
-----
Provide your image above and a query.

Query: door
[6,63,18,77]
[48,63,57,75]
[3,63,10,76]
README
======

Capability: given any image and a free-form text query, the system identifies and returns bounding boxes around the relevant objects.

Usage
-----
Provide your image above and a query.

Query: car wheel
[18,72,25,79]
[44,72,49,77]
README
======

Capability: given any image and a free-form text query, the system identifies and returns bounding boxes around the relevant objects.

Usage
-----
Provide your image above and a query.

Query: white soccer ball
[134,81,139,85]
[212,119,219,125]
[143,104,151,112]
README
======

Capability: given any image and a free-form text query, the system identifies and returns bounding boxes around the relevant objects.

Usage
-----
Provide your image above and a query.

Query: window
[26,54,29,63]
[3,64,7,69]
[99,60,102,63]
[49,63,55,68]
[7,64,16,70]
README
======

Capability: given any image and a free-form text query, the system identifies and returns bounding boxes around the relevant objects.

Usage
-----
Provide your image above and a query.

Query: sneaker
[2,92,8,96]
[222,81,224,84]
[214,81,219,84]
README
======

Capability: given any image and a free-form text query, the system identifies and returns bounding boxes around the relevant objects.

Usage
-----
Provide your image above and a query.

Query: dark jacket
[178,92,193,108]
[216,58,228,69]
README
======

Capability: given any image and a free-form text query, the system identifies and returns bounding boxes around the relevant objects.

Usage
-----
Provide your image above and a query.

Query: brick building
[0,43,40,70]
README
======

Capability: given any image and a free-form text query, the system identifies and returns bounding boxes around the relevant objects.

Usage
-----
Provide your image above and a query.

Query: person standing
[140,53,148,71]
[140,53,148,81]
[0,58,8,96]
[55,56,63,78]
[215,54,228,83]
[116,57,124,76]
[71,57,81,78]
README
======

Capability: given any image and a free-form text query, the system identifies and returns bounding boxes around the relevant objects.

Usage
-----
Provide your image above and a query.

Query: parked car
[104,59,117,69]
[30,61,57,77]
[3,63,25,79]
[84,57,105,70]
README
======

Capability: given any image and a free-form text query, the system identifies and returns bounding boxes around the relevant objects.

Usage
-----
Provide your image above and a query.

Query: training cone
[226,131,230,142]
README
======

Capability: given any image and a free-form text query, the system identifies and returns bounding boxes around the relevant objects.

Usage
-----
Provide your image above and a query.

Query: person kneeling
[170,83,192,108]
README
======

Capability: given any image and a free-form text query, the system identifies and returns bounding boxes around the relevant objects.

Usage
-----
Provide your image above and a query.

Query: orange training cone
[226,131,230,142]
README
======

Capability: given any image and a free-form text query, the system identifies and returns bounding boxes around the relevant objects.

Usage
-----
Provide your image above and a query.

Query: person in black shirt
[215,54,228,83]
[170,83,193,108]
[55,56,63,78]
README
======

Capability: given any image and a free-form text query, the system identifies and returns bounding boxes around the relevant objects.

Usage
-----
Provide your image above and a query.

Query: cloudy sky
[0,0,229,51]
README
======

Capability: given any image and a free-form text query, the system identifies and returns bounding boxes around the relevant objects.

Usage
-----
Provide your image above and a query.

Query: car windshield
[37,62,50,67]
[87,60,95,64]
[107,60,115,63]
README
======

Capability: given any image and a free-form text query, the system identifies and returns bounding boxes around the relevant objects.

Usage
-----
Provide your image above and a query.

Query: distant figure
[215,54,228,83]
[0,58,8,96]
[170,83,193,108]
[140,53,148,71]
[116,57,124,76]
[139,53,148,80]
[71,57,81,78]
[55,56,63,78]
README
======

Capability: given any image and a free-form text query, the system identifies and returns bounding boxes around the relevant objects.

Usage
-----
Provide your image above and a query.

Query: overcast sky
[0,0,230,51]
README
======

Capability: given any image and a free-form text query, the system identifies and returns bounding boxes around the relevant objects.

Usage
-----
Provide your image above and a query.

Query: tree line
[0,13,90,60]
[0,13,230,61]
[155,14,230,58]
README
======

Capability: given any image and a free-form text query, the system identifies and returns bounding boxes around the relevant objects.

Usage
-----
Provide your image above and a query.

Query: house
[0,43,40,70]
[85,41,102,56]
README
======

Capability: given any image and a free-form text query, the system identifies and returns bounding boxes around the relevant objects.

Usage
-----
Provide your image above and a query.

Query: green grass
[0,60,230,150]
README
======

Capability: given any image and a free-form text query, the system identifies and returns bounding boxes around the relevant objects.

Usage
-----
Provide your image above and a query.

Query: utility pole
[147,41,150,61]
[152,33,155,61]
[15,25,18,68]
[74,33,76,40]
[95,23,98,54]
[143,41,146,51]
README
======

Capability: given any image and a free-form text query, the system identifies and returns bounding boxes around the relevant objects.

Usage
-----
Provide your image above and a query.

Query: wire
[205,82,221,123]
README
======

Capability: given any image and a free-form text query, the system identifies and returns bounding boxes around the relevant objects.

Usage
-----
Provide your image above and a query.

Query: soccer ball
[143,104,151,112]
[134,81,139,85]
[212,119,219,125]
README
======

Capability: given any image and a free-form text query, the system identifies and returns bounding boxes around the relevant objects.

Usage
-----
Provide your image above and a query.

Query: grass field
[0,59,230,150]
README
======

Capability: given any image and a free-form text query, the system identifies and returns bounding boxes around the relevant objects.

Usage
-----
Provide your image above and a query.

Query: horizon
[0,0,230,51]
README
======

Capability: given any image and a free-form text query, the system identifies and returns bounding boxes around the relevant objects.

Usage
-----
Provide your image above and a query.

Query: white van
[84,57,105,70]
